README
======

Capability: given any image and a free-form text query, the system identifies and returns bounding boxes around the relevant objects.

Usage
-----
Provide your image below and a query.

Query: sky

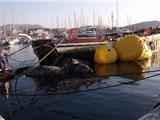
[0,0,160,28]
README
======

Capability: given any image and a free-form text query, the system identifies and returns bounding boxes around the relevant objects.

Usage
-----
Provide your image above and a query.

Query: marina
[1,45,160,120]
[1,0,160,120]
[1,24,160,120]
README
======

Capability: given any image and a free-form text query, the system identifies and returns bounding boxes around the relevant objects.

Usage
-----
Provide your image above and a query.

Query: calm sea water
[1,44,160,120]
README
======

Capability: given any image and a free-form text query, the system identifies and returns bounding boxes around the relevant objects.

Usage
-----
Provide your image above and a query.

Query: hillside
[0,24,44,31]
[124,20,160,30]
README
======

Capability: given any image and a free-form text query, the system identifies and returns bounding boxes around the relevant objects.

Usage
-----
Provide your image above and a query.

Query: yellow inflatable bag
[115,35,151,61]
[94,45,117,64]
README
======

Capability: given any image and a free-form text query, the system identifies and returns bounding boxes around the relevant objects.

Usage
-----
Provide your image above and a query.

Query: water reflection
[32,76,102,92]
[31,59,151,91]
[1,46,160,120]
[0,80,14,118]
[95,59,151,80]
[0,80,12,97]
[150,52,160,69]
[30,56,157,91]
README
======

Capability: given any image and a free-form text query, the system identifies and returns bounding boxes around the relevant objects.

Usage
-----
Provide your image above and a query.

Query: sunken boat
[31,28,109,65]
[31,27,160,65]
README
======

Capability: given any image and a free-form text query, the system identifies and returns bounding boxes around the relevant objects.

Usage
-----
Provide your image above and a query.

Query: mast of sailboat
[25,18,28,34]
[81,8,83,27]
[87,15,89,25]
[97,11,100,26]
[111,12,114,33]
[93,10,95,28]
[68,16,71,29]
[77,18,79,28]
[50,16,53,29]
[127,14,129,29]
[11,4,14,36]
[2,13,5,36]
[93,10,95,26]
[116,0,119,27]
[64,18,67,29]
[56,16,59,33]
[73,12,77,28]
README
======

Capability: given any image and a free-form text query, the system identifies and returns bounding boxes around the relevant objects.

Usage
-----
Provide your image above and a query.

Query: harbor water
[1,44,160,120]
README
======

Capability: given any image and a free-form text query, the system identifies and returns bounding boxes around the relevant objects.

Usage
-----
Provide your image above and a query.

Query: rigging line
[29,87,41,104]
[53,53,64,65]
[32,41,55,50]
[14,73,24,108]
[7,72,160,97]
[30,38,65,68]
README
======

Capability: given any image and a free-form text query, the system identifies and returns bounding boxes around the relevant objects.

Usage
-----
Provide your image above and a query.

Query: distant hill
[124,20,160,30]
[0,24,44,31]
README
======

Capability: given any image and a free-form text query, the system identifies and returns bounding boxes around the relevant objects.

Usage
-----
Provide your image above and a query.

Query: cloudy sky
[0,0,160,28]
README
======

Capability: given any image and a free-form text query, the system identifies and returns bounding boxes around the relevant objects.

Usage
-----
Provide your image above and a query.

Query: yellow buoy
[94,45,117,64]
[115,35,152,61]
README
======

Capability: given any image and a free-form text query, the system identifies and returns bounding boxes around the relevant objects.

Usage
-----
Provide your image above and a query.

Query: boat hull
[31,39,108,65]
[31,33,160,65]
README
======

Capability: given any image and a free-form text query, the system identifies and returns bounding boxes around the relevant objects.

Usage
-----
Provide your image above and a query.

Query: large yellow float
[94,35,152,64]
[115,35,152,61]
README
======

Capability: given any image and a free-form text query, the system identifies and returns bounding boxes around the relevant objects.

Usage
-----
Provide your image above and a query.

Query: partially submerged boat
[31,27,160,65]
[31,33,108,65]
